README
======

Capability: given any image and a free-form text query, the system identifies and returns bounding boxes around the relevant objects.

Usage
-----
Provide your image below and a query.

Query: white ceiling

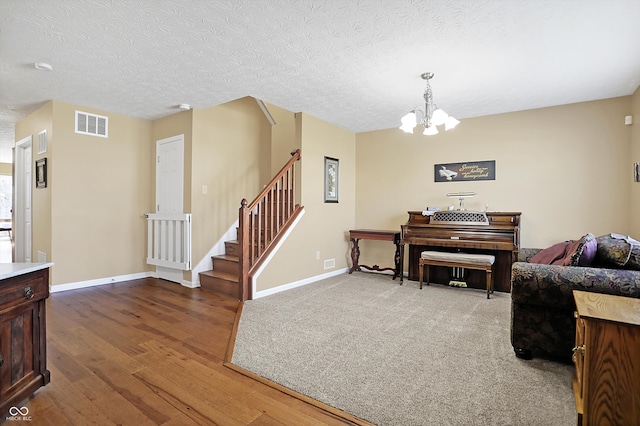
[2,0,640,163]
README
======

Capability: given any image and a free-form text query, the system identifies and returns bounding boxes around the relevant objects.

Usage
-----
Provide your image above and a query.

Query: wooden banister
[238,149,302,300]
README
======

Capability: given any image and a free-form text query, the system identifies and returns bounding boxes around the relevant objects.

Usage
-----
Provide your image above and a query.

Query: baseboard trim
[253,268,349,299]
[50,271,155,293]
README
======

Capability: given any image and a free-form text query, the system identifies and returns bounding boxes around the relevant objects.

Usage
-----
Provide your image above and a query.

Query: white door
[155,135,185,283]
[14,136,32,262]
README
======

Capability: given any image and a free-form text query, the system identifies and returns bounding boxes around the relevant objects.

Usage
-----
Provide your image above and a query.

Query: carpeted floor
[231,272,577,426]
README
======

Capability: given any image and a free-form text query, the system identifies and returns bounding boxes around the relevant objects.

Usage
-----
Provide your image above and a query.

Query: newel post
[239,198,250,301]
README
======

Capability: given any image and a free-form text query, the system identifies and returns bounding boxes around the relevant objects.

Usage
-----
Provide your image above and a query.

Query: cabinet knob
[572,345,585,364]
[24,286,34,299]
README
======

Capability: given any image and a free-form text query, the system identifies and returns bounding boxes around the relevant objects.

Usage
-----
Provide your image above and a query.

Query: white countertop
[0,262,54,281]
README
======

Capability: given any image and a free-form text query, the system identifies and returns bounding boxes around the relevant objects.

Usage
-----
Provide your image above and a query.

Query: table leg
[349,238,360,274]
[399,244,404,284]
[393,237,401,280]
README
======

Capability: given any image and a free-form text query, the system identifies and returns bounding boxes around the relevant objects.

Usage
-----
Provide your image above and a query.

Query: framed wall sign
[324,156,339,203]
[434,160,496,182]
[36,158,47,189]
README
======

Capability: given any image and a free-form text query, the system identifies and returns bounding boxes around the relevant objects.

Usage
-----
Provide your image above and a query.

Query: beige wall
[355,96,634,269]
[15,101,53,267]
[14,96,271,287]
[256,113,356,292]
[51,101,153,285]
[17,100,154,286]
[266,102,298,175]
[190,97,271,268]
[13,89,638,291]
[631,87,640,238]
[0,163,11,176]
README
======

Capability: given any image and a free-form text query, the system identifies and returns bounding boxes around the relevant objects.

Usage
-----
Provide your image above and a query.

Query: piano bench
[418,251,496,299]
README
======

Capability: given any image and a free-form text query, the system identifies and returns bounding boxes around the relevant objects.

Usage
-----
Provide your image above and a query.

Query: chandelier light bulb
[423,125,438,136]
[431,108,449,126]
[445,116,460,130]
[399,111,418,133]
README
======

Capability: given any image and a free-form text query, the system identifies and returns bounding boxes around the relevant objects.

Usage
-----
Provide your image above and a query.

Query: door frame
[154,134,186,284]
[14,136,33,262]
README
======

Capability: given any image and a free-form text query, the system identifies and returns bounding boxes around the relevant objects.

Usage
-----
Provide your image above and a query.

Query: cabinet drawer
[0,273,48,312]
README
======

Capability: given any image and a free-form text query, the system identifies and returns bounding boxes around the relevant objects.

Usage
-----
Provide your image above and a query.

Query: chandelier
[399,72,459,135]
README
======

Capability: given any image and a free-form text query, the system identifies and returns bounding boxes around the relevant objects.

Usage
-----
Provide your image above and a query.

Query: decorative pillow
[594,234,632,267]
[625,243,640,271]
[577,234,597,266]
[529,234,595,266]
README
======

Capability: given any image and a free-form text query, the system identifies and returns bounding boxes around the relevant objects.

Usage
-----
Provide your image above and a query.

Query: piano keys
[400,211,521,292]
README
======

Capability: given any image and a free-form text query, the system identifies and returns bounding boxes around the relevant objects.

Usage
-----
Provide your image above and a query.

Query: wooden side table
[349,229,401,280]
[572,290,640,426]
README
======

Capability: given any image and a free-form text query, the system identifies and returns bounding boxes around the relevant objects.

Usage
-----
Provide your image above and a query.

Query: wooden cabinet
[0,265,51,415]
[572,290,640,426]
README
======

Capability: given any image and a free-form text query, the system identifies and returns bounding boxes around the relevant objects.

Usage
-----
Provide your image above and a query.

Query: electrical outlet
[316,251,320,260]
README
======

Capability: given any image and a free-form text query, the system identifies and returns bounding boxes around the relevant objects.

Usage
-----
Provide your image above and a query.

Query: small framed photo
[36,158,47,189]
[324,156,339,203]
[635,162,640,183]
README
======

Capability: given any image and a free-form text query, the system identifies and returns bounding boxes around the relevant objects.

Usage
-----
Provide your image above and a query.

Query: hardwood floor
[16,278,356,425]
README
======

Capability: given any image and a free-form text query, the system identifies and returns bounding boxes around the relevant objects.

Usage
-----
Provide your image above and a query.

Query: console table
[349,229,401,279]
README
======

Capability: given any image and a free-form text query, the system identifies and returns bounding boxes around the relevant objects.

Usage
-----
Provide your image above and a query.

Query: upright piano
[401,211,521,293]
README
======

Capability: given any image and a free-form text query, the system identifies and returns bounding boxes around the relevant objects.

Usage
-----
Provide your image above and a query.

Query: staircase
[199,150,303,300]
[199,239,241,299]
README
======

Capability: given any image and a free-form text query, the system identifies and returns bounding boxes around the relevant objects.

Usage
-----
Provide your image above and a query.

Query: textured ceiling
[2,0,640,163]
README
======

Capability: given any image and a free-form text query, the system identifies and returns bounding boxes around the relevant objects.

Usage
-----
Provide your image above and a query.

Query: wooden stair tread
[199,270,238,283]
[212,254,239,262]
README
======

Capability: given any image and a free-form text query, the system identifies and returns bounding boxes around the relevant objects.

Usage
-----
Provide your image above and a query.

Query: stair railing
[238,149,303,300]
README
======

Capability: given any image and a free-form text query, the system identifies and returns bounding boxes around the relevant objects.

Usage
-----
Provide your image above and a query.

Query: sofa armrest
[518,248,541,262]
[511,262,640,310]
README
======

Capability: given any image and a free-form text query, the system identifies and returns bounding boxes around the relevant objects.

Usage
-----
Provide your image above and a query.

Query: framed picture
[324,156,339,203]
[434,160,496,182]
[36,158,47,189]
[635,162,640,183]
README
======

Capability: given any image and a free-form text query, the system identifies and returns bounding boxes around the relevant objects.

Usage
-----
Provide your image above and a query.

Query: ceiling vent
[75,110,108,138]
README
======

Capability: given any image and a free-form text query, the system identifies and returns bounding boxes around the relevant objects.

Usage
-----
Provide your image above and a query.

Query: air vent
[75,110,108,138]
[324,258,336,270]
[37,130,47,154]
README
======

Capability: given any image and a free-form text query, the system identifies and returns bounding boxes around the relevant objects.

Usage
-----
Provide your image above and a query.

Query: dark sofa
[510,234,640,362]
